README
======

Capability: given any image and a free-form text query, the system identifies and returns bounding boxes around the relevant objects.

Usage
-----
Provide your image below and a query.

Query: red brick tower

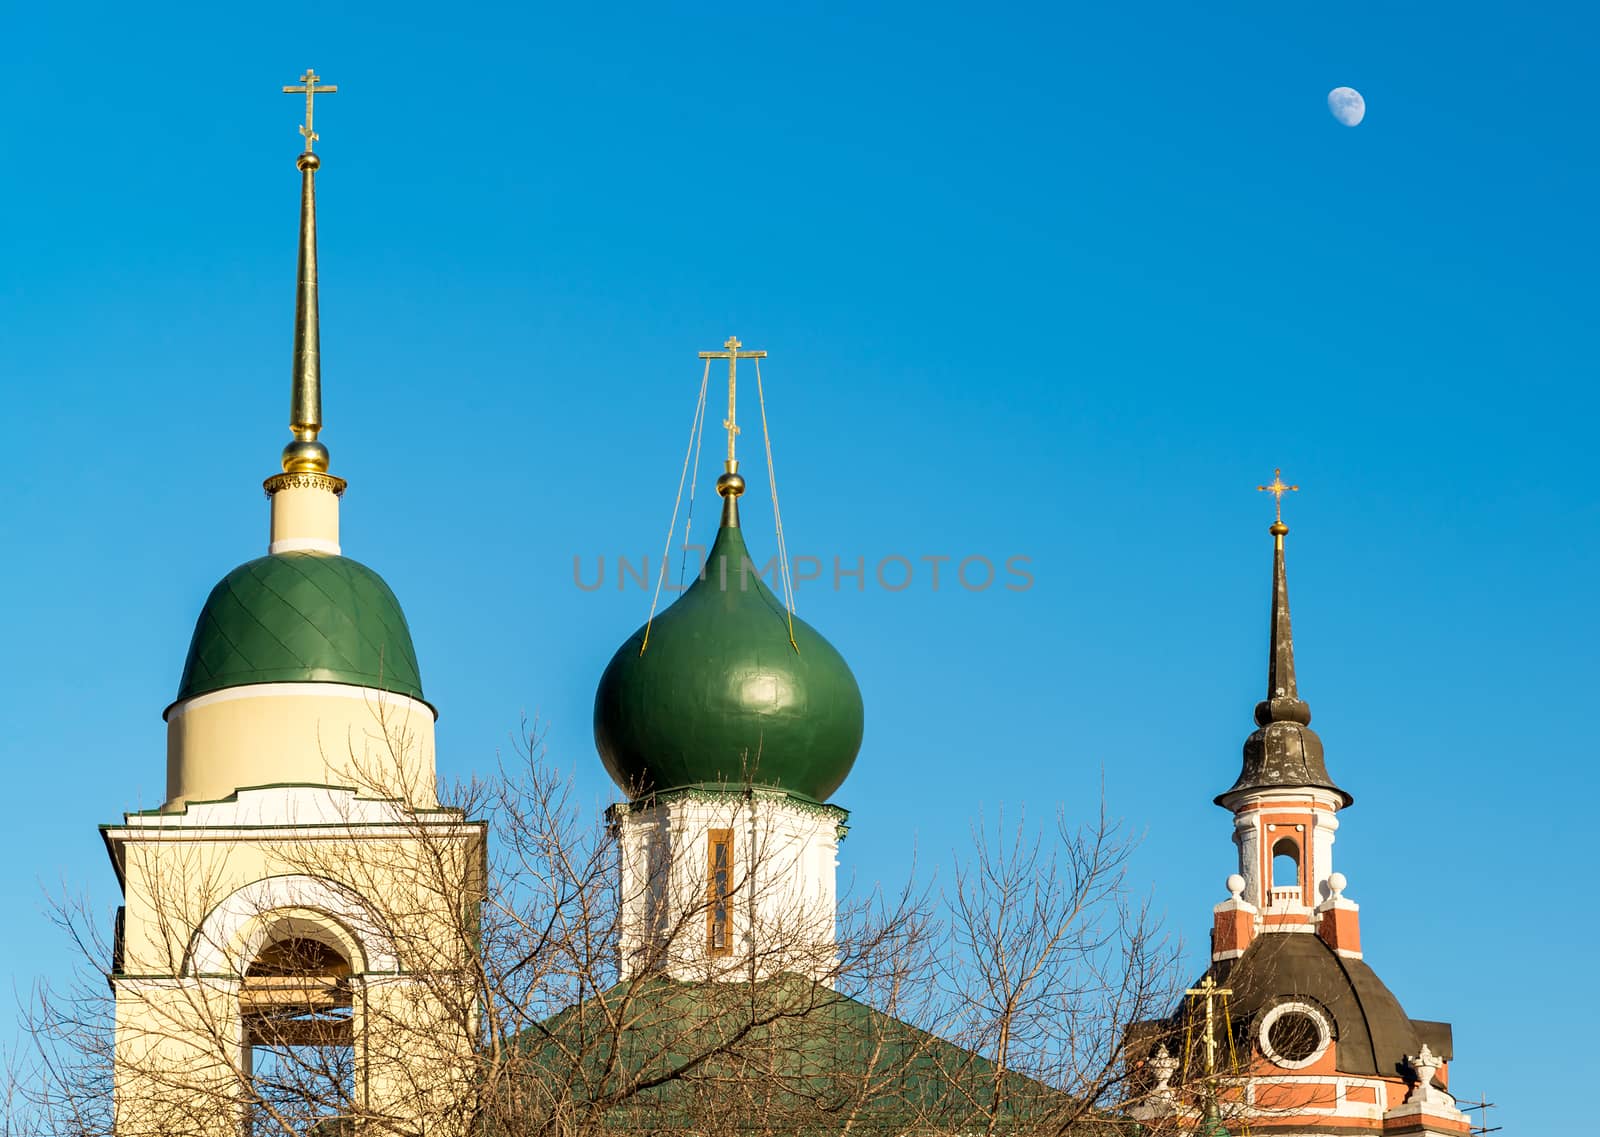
[1130,474,1470,1137]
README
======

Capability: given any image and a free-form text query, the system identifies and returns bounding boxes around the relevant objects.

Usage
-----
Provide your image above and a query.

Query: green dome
[173,552,425,707]
[594,524,864,802]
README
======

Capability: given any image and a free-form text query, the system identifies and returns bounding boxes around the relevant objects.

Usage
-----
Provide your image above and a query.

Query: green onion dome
[593,523,864,802]
[172,552,425,708]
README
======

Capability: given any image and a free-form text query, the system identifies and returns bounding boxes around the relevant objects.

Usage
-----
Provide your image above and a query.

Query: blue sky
[3,2,1594,1131]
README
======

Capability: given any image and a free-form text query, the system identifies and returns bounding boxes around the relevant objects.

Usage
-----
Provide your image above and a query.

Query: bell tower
[1210,471,1354,959]
[102,75,483,1136]
[1130,474,1469,1137]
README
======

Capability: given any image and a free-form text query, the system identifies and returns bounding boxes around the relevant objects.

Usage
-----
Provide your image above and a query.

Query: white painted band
[270,537,342,555]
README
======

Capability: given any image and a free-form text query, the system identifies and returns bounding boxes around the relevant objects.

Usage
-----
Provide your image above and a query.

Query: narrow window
[1271,837,1301,891]
[707,828,733,955]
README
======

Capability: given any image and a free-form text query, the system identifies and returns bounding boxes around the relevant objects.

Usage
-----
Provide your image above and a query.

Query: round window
[1258,1002,1332,1069]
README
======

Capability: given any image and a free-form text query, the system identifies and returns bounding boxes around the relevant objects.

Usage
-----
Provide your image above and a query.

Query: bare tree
[16,717,1190,1137]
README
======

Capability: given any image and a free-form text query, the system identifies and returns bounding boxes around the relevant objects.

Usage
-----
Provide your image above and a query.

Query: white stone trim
[1225,1073,1391,1120]
[116,785,433,829]
[269,537,342,555]
[1311,809,1340,901]
[187,873,399,976]
[1232,813,1261,906]
[1229,788,1347,810]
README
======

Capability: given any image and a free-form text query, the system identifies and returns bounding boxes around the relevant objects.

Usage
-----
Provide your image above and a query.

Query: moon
[1328,87,1365,127]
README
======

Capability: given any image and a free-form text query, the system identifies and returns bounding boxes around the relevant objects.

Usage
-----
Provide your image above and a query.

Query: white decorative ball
[1328,871,1347,896]
[1226,873,1246,898]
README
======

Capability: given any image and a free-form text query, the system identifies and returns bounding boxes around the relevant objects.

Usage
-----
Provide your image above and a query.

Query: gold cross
[1184,974,1234,1078]
[698,335,768,464]
[1257,467,1299,524]
[283,69,337,152]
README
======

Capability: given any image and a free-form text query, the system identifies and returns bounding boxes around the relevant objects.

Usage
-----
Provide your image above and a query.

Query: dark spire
[1217,492,1351,808]
[1260,520,1304,724]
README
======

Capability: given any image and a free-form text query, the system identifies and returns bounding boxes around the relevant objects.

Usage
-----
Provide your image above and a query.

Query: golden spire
[275,70,339,483]
[1257,467,1299,538]
[698,335,766,525]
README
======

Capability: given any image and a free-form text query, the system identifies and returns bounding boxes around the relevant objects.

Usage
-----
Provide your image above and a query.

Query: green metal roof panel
[174,553,424,705]
[593,524,864,803]
[524,974,1078,1131]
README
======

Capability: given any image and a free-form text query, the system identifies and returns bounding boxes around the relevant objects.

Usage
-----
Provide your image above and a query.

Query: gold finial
[269,70,343,487]
[1257,467,1299,533]
[283,69,337,153]
[698,334,767,494]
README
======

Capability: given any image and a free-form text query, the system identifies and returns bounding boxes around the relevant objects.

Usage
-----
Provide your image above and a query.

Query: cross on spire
[283,69,337,152]
[698,335,767,466]
[1257,467,1299,525]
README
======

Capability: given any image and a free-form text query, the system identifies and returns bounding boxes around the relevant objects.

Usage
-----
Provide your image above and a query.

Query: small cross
[1257,467,1299,524]
[1184,974,1234,1078]
[283,69,337,152]
[698,335,768,464]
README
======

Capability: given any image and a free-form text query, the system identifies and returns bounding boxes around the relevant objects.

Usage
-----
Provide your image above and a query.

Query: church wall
[108,789,483,1134]
[113,976,247,1136]
[114,822,479,977]
[361,974,477,1125]
[614,790,843,982]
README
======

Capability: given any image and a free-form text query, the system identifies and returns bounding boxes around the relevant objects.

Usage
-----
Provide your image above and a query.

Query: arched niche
[1271,837,1301,891]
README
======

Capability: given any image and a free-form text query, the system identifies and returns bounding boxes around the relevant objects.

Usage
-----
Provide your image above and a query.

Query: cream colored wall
[165,683,438,811]
[114,975,477,1136]
[110,790,483,1135]
[363,976,477,1123]
[115,826,478,977]
[113,978,246,1136]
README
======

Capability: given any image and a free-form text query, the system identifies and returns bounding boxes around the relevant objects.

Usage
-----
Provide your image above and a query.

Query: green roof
[593,524,864,802]
[173,553,424,707]
[510,974,1083,1134]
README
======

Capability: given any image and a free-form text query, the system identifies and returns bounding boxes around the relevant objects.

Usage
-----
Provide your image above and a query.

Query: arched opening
[240,922,355,1132]
[1271,837,1301,894]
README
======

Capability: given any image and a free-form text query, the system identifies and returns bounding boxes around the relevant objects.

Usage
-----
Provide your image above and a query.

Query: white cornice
[108,785,477,834]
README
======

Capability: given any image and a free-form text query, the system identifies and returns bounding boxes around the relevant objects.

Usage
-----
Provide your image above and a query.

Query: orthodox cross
[1185,974,1234,1078]
[1465,1095,1501,1136]
[283,69,337,151]
[698,335,767,463]
[1257,467,1299,524]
